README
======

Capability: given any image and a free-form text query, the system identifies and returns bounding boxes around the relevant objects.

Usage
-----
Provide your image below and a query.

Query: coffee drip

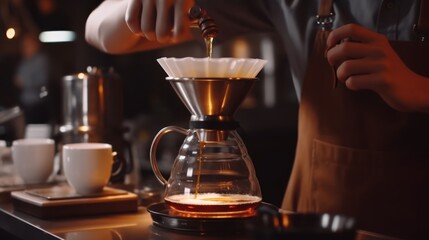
[188,5,218,58]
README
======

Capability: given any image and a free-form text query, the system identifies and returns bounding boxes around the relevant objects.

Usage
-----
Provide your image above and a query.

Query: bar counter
[0,199,256,240]
[0,198,402,240]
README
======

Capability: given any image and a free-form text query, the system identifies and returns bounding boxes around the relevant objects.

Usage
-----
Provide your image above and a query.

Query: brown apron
[282,0,429,239]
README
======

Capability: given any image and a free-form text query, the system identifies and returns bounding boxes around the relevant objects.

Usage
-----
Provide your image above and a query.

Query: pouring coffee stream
[188,5,218,58]
[161,6,213,202]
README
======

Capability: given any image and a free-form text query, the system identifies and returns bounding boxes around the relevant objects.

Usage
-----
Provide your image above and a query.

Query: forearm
[85,0,170,53]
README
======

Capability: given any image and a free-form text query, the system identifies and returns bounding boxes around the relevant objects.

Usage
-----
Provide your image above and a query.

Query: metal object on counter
[60,67,122,143]
[147,202,277,233]
[59,67,132,183]
[147,201,356,240]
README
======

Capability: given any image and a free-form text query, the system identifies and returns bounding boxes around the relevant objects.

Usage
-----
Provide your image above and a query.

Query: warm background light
[39,30,76,43]
[6,28,16,39]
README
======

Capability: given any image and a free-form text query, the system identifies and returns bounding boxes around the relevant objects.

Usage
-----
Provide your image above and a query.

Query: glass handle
[150,126,189,186]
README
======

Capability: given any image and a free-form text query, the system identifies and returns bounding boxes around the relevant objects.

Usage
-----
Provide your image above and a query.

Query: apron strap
[414,0,429,40]
[318,0,333,16]
[316,0,334,30]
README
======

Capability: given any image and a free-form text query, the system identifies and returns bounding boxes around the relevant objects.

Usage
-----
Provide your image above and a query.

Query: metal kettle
[59,66,131,183]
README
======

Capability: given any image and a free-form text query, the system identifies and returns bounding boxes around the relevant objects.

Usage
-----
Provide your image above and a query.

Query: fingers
[326,24,384,50]
[329,46,387,91]
[173,0,184,38]
[155,0,175,42]
[326,41,384,67]
[126,0,187,42]
[124,0,196,43]
[173,0,193,40]
[343,72,384,91]
[325,24,387,91]
[125,0,144,35]
[125,0,157,40]
[156,0,194,42]
[142,0,157,40]
[336,58,384,81]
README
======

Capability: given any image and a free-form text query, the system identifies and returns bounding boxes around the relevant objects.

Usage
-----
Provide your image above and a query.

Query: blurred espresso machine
[58,67,131,183]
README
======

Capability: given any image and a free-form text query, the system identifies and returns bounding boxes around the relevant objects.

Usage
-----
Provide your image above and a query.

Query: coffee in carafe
[165,193,262,213]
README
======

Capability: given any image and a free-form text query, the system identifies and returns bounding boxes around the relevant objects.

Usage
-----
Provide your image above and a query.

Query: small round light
[6,28,16,39]
[77,73,86,79]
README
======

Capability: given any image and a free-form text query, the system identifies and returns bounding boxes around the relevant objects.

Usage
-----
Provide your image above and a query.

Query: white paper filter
[157,57,267,78]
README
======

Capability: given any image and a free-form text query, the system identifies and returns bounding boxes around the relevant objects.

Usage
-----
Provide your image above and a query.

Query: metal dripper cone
[167,77,256,122]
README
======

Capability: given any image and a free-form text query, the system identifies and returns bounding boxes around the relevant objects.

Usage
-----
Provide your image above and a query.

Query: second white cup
[12,138,55,184]
[62,143,113,195]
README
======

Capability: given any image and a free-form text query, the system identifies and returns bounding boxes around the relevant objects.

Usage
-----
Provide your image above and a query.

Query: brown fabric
[282,1,429,239]
[318,0,333,17]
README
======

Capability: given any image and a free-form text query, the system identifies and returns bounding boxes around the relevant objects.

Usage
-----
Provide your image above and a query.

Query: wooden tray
[11,185,138,219]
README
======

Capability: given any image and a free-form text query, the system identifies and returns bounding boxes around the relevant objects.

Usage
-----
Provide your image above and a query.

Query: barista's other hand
[125,0,194,43]
[325,23,429,112]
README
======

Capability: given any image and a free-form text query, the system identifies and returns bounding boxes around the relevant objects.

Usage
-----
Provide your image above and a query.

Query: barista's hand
[125,0,195,43]
[326,23,429,113]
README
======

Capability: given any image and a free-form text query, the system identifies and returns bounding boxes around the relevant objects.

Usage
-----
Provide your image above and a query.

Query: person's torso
[283,1,429,238]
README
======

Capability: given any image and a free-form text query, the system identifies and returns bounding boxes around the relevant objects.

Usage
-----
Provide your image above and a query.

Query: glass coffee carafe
[150,77,262,216]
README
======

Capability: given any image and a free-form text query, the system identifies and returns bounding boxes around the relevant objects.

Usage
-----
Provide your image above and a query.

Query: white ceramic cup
[12,138,55,184]
[62,143,113,195]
